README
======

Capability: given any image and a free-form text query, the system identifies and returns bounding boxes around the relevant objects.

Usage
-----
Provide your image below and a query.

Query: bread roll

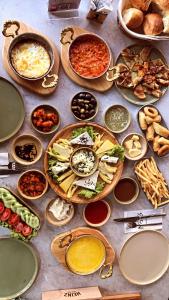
[130,0,152,11]
[143,13,164,35]
[123,8,144,29]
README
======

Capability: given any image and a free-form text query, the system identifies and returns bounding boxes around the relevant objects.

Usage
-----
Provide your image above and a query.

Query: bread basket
[117,0,169,41]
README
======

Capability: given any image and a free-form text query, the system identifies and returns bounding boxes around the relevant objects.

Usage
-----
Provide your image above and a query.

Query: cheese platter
[44,122,124,204]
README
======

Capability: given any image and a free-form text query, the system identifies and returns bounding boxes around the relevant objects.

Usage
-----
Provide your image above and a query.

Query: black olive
[89,103,93,108]
[72,106,78,110]
[84,100,89,104]
[80,108,85,113]
[85,104,89,109]
[91,98,97,105]
[74,110,80,116]
[80,114,86,119]
[72,98,77,104]
[90,109,95,115]
[85,93,91,100]
[79,93,85,98]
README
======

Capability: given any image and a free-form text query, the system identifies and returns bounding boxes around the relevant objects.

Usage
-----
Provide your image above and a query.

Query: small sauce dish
[45,198,74,226]
[104,104,131,133]
[113,177,139,205]
[83,200,111,227]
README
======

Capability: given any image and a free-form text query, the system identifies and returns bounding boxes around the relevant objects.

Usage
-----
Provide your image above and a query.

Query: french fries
[135,157,169,208]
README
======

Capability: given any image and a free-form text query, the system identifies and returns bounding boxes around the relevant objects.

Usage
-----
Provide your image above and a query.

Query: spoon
[128,222,162,229]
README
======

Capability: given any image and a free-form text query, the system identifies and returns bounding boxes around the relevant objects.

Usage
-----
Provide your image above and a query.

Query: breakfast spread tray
[51,227,115,279]
[60,26,114,92]
[2,20,60,95]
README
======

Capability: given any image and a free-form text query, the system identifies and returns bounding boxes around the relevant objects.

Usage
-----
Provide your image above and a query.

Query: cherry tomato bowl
[17,169,48,200]
[31,104,60,135]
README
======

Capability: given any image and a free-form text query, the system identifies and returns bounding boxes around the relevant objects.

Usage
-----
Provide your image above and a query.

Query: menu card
[42,286,102,300]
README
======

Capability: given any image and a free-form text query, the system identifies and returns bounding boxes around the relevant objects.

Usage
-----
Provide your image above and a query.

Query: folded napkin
[0,153,9,178]
[124,209,163,234]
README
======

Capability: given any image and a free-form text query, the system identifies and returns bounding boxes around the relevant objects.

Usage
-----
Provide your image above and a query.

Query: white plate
[119,230,169,285]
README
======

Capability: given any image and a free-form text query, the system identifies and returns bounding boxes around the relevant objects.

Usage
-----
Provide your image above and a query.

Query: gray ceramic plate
[0,238,39,300]
[0,77,25,142]
[115,44,168,106]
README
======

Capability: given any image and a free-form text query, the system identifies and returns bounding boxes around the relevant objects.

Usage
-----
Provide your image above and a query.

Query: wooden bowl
[70,146,99,177]
[113,177,139,205]
[44,122,123,204]
[17,169,48,200]
[83,200,111,228]
[31,104,60,135]
[11,134,43,166]
[45,198,75,226]
[122,133,147,161]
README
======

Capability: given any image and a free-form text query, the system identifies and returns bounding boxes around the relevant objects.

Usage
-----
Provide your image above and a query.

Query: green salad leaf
[107,145,125,161]
[72,126,97,141]
[48,156,59,182]
[78,181,105,199]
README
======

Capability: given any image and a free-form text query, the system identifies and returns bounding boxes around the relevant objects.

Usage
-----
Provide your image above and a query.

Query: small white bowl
[113,177,139,205]
[122,133,147,161]
[83,200,111,227]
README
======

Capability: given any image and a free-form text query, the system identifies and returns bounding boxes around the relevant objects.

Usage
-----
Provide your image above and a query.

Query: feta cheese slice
[101,155,119,164]
[74,171,99,191]
[51,162,69,175]
[70,132,94,146]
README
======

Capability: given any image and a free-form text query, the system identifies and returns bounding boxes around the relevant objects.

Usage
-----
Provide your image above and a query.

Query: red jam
[84,200,108,224]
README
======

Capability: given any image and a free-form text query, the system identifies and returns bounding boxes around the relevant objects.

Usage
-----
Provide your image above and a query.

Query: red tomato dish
[19,170,47,198]
[69,35,110,79]
[32,105,59,133]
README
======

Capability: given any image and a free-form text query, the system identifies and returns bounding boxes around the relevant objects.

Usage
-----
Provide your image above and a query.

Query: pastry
[158,145,169,156]
[139,111,147,130]
[153,0,169,13]
[143,13,164,35]
[130,0,152,11]
[122,8,144,29]
[144,106,158,118]
[153,135,160,151]
[158,137,169,145]
[145,115,161,124]
[153,122,169,138]
[146,125,155,141]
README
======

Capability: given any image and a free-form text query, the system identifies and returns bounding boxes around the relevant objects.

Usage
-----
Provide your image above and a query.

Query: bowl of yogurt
[45,197,74,226]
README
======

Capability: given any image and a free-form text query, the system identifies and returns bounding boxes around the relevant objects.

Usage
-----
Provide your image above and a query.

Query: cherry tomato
[13,222,24,233]
[1,208,11,222]
[22,225,32,236]
[0,201,5,214]
[8,213,20,226]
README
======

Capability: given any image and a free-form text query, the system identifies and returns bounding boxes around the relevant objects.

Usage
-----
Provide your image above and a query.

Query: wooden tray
[137,104,169,158]
[51,227,115,279]
[60,26,114,92]
[102,294,141,300]
[2,20,60,95]
[44,122,123,204]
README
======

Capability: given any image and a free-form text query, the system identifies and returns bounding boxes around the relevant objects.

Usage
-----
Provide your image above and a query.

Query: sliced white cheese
[101,155,119,164]
[74,171,99,191]
[53,143,71,158]
[70,132,94,146]
[51,162,69,175]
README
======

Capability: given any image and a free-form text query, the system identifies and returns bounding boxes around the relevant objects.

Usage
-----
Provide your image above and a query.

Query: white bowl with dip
[104,104,131,133]
[45,197,74,226]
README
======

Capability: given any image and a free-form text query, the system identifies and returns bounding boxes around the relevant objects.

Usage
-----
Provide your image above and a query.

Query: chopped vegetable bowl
[44,122,124,204]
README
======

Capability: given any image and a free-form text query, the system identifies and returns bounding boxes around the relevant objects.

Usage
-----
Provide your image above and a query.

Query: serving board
[2,20,60,95]
[60,26,114,92]
[51,227,115,279]
[44,122,123,204]
[102,294,141,300]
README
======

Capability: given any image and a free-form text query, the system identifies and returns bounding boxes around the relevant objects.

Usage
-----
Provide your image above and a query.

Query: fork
[8,161,27,171]
[128,221,162,229]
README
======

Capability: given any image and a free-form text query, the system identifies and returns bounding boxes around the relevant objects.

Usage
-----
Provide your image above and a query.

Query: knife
[0,169,22,175]
[113,213,166,223]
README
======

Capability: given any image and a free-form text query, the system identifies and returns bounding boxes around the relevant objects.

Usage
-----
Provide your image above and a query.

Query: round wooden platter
[2,20,60,95]
[60,26,114,93]
[44,122,123,204]
[51,227,115,278]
